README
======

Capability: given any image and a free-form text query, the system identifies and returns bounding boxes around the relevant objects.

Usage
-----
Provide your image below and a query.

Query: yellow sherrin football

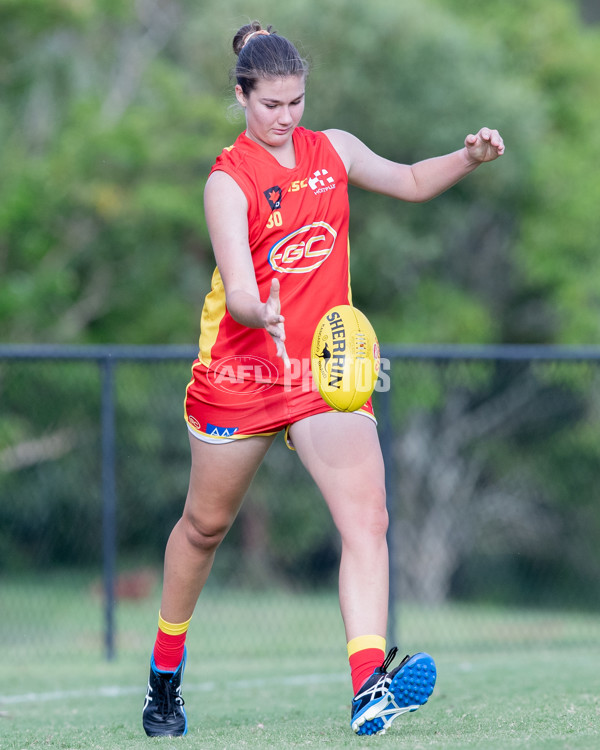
[311,305,380,412]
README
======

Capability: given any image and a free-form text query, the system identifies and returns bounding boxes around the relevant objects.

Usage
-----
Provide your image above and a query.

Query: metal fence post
[100,355,117,661]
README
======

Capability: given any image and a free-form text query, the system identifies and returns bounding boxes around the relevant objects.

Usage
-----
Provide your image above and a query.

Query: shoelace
[379,647,411,674]
[353,647,413,707]
[155,673,185,715]
[380,647,399,673]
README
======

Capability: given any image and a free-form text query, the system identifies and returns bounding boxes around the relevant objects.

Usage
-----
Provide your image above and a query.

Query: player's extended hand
[263,278,291,370]
[464,127,505,163]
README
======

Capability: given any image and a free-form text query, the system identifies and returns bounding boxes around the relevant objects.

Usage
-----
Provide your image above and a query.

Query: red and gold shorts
[184,359,375,449]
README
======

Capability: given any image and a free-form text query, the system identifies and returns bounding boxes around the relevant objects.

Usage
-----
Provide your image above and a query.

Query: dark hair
[232,21,309,96]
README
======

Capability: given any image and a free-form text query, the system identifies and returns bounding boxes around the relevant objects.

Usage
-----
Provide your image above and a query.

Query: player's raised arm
[326,126,504,203]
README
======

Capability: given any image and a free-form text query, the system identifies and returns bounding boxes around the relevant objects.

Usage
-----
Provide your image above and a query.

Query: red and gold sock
[347,635,386,694]
[152,611,192,673]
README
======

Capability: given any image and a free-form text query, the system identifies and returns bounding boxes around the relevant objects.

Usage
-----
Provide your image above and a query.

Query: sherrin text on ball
[311,305,380,412]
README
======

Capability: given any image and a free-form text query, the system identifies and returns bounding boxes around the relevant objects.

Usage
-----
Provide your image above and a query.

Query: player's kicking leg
[289,412,436,735]
[350,648,436,735]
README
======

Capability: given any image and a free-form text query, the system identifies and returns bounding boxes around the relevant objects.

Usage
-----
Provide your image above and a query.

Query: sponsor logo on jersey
[268,221,337,274]
[206,423,239,438]
[188,415,202,430]
[288,178,308,193]
[263,185,283,210]
[308,168,336,194]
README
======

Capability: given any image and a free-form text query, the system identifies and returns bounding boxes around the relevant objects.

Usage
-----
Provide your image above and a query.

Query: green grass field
[1,576,599,749]
[3,649,599,749]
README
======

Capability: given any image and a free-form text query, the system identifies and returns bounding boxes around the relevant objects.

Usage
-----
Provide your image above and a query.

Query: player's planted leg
[143,648,188,737]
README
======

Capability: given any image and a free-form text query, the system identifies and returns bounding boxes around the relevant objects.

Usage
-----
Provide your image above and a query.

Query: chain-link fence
[1,345,600,663]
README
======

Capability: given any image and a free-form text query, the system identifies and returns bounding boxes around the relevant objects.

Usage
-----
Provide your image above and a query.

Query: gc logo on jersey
[268,221,337,274]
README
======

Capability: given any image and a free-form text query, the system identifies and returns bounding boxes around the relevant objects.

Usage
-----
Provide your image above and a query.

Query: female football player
[142,20,504,738]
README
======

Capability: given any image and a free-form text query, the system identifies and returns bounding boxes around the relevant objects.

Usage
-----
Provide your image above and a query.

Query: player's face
[236,75,305,150]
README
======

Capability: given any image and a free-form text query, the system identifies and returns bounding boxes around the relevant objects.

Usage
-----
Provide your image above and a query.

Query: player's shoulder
[209,133,254,195]
[320,129,360,172]
[212,133,249,168]
[204,169,247,214]
[296,126,353,167]
[295,125,339,144]
[321,128,361,150]
[293,125,320,140]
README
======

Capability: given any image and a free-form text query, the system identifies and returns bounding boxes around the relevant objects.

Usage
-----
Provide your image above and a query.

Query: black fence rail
[2,344,600,661]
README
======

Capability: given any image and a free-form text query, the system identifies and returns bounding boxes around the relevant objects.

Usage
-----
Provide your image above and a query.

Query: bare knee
[179,509,233,555]
[338,485,389,543]
[363,488,389,540]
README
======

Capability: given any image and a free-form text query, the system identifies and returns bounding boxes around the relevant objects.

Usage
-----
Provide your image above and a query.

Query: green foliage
[0,0,240,344]
[438,0,600,343]
[2,0,599,345]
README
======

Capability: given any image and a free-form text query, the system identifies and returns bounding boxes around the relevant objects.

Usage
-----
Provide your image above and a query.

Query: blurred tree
[2,0,600,607]
[0,0,238,344]
[388,358,600,605]
[437,0,600,344]
[2,0,599,346]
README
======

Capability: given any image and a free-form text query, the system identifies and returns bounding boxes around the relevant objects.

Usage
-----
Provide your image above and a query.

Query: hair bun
[233,21,270,56]
[231,22,307,95]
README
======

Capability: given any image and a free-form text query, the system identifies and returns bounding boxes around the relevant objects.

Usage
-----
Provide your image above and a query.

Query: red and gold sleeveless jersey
[199,126,352,385]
